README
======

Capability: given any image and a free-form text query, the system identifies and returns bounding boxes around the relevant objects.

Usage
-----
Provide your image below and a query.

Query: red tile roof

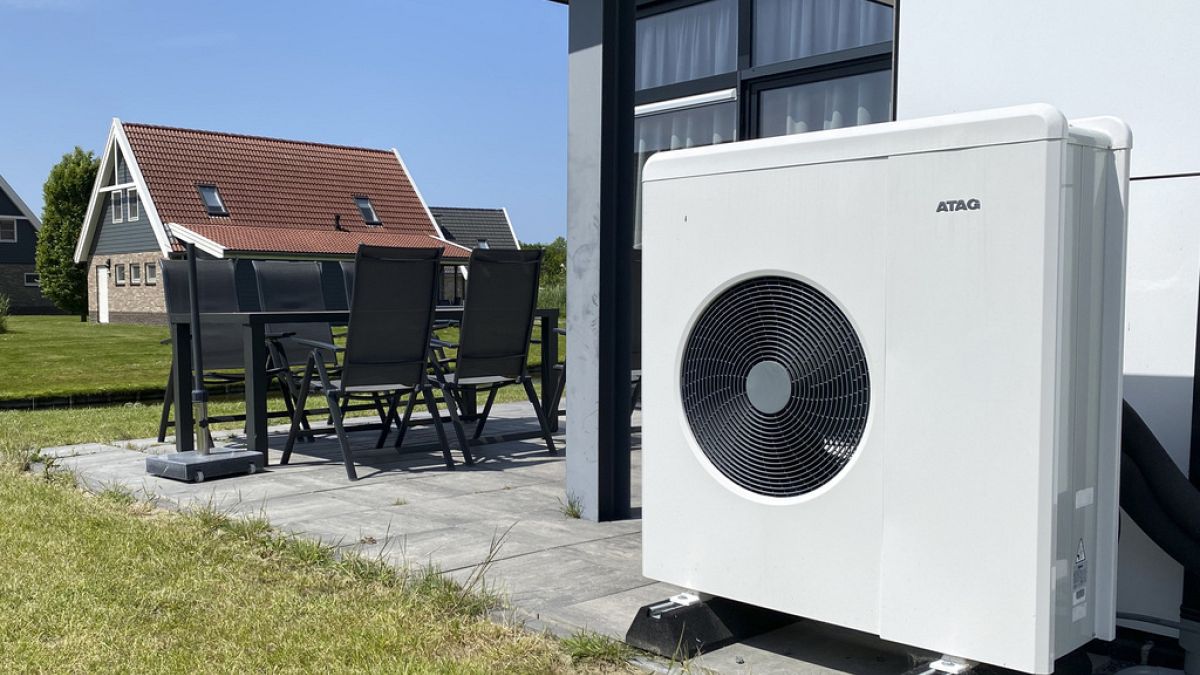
[122,122,465,259]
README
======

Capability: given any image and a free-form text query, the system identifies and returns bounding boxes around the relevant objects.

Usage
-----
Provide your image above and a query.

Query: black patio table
[167,307,561,461]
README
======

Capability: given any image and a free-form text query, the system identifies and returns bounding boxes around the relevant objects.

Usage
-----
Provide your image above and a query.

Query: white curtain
[634,102,737,246]
[754,0,892,66]
[759,69,890,137]
[636,0,738,90]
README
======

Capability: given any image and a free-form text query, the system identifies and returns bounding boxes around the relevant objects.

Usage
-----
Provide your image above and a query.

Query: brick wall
[0,263,61,314]
[89,252,167,324]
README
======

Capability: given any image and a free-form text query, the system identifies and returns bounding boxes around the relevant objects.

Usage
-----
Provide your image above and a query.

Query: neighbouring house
[429,206,521,304]
[73,118,471,323]
[0,173,58,314]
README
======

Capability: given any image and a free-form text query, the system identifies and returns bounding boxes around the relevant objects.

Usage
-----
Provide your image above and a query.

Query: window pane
[0,220,15,241]
[355,197,379,224]
[634,101,736,246]
[198,186,226,214]
[127,189,139,220]
[636,0,737,90]
[111,191,123,222]
[758,69,890,137]
[754,0,893,66]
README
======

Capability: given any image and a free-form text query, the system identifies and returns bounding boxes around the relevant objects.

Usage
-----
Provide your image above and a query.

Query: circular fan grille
[681,276,870,497]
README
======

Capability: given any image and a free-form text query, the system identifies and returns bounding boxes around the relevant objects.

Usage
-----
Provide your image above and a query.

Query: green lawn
[0,316,171,401]
[0,315,565,403]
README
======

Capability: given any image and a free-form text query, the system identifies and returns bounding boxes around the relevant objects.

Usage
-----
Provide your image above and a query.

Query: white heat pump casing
[641,105,1130,674]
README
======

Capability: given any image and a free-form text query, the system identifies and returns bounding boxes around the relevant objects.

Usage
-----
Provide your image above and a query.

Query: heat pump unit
[641,104,1131,674]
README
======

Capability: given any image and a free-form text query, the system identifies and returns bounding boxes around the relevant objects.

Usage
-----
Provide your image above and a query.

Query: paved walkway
[43,402,927,674]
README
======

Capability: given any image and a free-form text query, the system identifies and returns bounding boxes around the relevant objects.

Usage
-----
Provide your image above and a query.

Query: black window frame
[354,196,381,226]
[196,184,229,217]
[634,0,896,142]
[0,219,16,243]
[23,272,39,287]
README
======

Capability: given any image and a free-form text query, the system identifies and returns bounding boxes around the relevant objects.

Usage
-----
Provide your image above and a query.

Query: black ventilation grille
[680,276,870,498]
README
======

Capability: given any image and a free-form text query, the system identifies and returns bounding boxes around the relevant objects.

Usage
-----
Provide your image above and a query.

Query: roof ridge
[429,206,505,212]
[121,121,395,155]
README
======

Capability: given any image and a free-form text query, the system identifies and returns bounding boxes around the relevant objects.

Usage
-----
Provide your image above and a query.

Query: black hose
[1120,452,1200,574]
[1124,400,1200,541]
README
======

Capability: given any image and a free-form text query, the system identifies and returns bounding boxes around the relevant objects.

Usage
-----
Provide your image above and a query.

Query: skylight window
[355,197,380,225]
[197,185,228,216]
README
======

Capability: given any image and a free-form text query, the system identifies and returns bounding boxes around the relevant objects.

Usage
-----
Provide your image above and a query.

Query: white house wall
[895,0,1200,630]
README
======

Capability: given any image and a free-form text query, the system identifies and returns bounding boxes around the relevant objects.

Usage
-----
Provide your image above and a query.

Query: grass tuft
[560,491,584,519]
[561,630,637,667]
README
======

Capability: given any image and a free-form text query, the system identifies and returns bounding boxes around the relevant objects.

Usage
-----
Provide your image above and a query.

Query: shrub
[539,282,566,314]
[0,293,10,334]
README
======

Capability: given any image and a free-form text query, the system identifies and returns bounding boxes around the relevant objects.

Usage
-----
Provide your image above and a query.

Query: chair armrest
[294,337,344,352]
[431,338,458,349]
[553,327,566,336]
[433,319,461,330]
[264,331,297,340]
[160,337,172,346]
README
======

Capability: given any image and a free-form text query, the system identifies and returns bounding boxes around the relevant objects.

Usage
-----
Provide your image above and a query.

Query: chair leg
[472,387,498,440]
[394,389,418,450]
[158,369,174,443]
[282,360,314,466]
[375,392,400,449]
[523,378,558,456]
[439,384,474,465]
[421,386,456,469]
[550,367,566,417]
[326,388,357,481]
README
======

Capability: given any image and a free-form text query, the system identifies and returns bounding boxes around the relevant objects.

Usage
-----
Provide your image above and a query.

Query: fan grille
[680,276,870,497]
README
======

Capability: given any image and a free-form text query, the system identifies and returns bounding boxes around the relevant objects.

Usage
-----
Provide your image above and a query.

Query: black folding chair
[426,249,558,461]
[156,259,295,443]
[282,246,453,480]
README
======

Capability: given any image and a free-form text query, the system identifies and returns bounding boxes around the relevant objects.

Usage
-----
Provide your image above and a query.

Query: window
[126,188,140,221]
[0,219,15,243]
[23,273,39,287]
[129,263,141,285]
[477,239,490,250]
[753,0,893,67]
[355,196,380,225]
[197,185,228,216]
[755,68,891,137]
[144,262,157,285]
[114,264,126,286]
[637,0,737,91]
[111,191,123,223]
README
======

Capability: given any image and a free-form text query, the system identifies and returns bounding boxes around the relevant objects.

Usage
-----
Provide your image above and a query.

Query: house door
[97,266,109,323]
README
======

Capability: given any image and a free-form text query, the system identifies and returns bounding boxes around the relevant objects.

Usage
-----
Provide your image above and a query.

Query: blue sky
[0,0,568,243]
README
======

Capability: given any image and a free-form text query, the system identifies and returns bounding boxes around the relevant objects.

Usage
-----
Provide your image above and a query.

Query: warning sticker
[1072,539,1088,608]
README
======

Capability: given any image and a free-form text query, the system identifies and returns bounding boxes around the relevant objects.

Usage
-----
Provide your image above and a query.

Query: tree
[36,147,98,317]
[528,236,566,287]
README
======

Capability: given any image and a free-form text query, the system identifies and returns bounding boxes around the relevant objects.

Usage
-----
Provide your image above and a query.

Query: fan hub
[746,360,791,415]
